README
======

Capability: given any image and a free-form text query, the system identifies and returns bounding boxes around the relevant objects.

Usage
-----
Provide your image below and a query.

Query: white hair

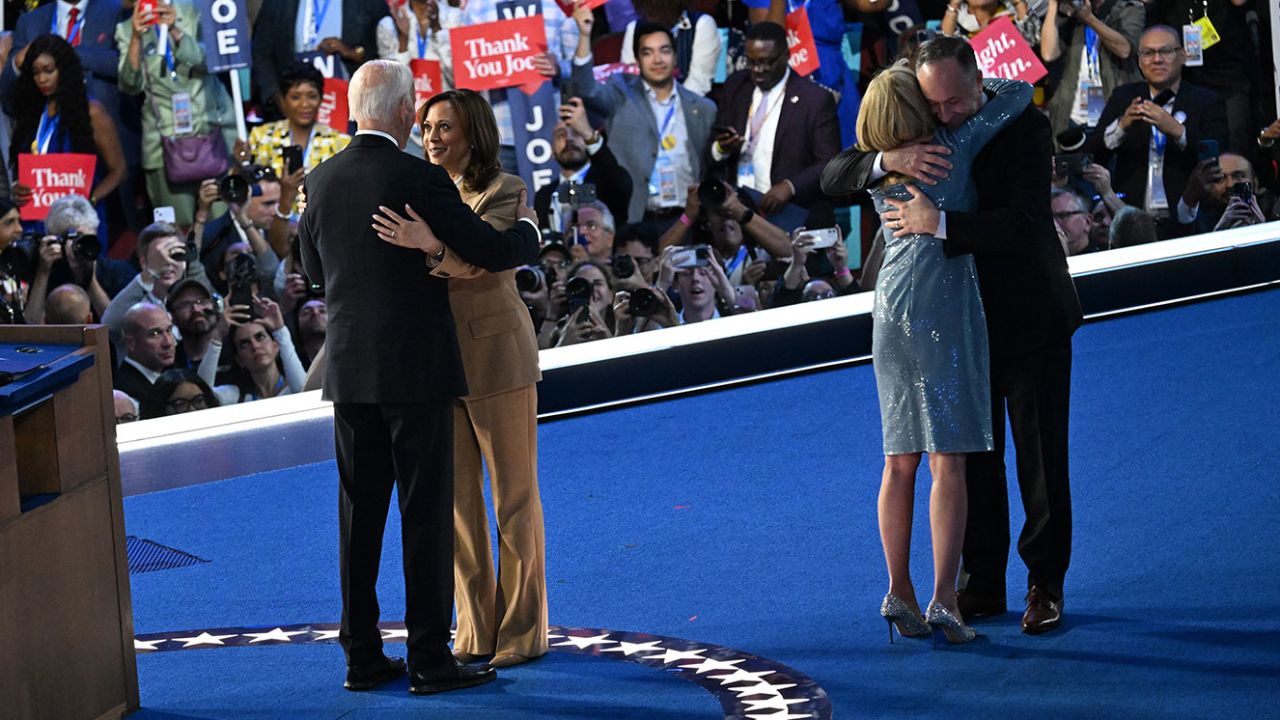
[348,60,414,125]
[45,194,98,236]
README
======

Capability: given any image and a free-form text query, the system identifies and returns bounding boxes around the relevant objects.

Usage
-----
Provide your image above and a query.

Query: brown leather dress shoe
[956,589,1007,619]
[409,659,497,695]
[1022,586,1063,635]
[344,655,406,691]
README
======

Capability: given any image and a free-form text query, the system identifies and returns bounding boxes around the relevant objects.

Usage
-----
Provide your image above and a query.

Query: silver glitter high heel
[926,602,977,644]
[881,593,930,643]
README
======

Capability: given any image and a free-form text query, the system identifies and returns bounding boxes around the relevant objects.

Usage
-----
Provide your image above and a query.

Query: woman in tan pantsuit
[377,89,547,668]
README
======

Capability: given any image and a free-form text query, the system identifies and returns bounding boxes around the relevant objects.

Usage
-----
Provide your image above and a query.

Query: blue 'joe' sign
[202,0,252,72]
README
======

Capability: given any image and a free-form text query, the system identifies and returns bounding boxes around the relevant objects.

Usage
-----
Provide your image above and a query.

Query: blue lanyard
[52,6,86,43]
[34,109,60,154]
[1150,94,1169,155]
[1083,27,1099,76]
[416,19,430,59]
[310,0,333,46]
[570,163,591,185]
[724,245,748,275]
[658,102,677,138]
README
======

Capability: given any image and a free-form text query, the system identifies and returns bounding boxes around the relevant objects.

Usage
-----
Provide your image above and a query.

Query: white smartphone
[153,206,177,224]
[799,227,840,249]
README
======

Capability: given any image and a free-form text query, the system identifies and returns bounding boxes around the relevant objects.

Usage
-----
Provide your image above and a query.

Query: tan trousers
[452,384,548,658]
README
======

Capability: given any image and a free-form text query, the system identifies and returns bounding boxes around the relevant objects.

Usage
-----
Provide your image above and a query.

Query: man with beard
[294,297,328,369]
[166,278,234,385]
[103,222,214,349]
[534,97,632,232]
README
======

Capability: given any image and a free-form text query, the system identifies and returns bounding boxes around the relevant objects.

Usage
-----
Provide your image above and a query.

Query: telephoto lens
[515,266,544,293]
[218,173,250,204]
[565,275,591,304]
[64,230,102,261]
[629,287,659,316]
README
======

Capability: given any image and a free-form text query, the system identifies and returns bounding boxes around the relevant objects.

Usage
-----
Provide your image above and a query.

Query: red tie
[66,7,81,47]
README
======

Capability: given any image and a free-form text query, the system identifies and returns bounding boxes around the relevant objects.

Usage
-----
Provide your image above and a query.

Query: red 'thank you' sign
[410,59,443,111]
[969,16,1047,84]
[786,7,821,77]
[452,15,548,94]
[552,0,606,15]
[18,153,96,221]
[319,77,350,134]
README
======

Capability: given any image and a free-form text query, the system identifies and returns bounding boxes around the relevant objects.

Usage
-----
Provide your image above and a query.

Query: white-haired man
[21,194,135,323]
[298,60,539,695]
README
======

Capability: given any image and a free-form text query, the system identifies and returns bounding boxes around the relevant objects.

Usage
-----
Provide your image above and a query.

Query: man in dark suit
[113,302,176,406]
[251,0,386,110]
[534,98,633,233]
[822,36,1083,635]
[297,61,539,694]
[1084,25,1228,239]
[709,21,841,215]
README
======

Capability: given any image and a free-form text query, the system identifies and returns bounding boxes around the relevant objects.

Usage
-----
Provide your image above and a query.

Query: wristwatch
[738,209,754,226]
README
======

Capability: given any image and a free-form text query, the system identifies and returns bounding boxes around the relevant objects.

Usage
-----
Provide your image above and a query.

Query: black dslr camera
[629,287,660,317]
[556,182,597,208]
[226,253,259,319]
[515,265,549,293]
[610,254,635,279]
[565,275,592,321]
[0,229,101,281]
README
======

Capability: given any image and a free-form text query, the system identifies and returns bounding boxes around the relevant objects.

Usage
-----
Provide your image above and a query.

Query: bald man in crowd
[43,284,94,324]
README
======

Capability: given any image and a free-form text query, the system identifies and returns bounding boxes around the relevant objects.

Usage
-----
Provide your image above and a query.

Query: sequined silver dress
[871,79,1032,455]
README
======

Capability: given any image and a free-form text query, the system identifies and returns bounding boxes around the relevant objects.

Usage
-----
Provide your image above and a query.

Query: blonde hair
[855,60,936,154]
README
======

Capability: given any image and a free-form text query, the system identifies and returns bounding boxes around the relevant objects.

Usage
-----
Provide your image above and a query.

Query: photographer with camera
[102,221,210,347]
[1040,0,1144,144]
[13,195,131,324]
[1180,152,1270,234]
[0,199,23,323]
[534,97,633,231]
[659,181,791,284]
[552,259,615,346]
[192,164,283,293]
[771,225,854,307]
[164,277,234,386]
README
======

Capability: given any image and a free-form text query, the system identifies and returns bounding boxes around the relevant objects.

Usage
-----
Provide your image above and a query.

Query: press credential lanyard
[34,109,60,154]
[305,0,334,49]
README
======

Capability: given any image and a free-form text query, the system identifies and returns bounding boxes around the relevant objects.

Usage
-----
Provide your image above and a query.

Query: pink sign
[452,16,548,95]
[319,77,350,134]
[785,6,820,77]
[17,153,97,221]
[969,16,1047,84]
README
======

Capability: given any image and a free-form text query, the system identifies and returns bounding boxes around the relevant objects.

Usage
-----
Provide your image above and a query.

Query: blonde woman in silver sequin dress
[856,61,1031,643]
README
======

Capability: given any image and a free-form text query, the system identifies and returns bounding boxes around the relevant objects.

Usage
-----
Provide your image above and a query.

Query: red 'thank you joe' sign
[18,153,96,221]
[451,15,548,94]
[319,77,350,134]
[969,16,1047,84]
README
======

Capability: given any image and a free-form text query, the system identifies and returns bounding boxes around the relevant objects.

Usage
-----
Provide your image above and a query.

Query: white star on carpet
[732,681,797,698]
[134,639,164,651]
[708,669,775,687]
[601,640,664,656]
[380,628,409,640]
[170,632,237,648]
[679,657,745,674]
[553,633,616,650]
[744,712,812,720]
[243,628,309,644]
[640,647,707,664]
[742,697,810,713]
[312,629,342,641]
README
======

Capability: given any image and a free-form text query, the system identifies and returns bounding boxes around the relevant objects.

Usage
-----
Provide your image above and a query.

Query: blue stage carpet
[125,288,1280,719]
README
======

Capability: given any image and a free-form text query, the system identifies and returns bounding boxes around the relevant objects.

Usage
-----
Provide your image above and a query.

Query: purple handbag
[162,132,229,184]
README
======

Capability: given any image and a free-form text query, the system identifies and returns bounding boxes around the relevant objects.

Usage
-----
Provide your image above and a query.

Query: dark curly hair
[277,61,326,98]
[418,89,501,194]
[10,34,95,175]
[139,369,220,420]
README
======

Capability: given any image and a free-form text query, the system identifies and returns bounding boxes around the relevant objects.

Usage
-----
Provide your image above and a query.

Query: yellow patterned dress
[247,120,351,214]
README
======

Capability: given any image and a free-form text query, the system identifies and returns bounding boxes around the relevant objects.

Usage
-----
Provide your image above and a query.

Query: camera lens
[170,246,189,262]
[515,267,542,293]
[611,254,635,279]
[0,236,40,280]
[630,287,657,316]
[219,174,250,204]
[71,232,101,261]
[565,275,591,302]
[698,180,727,207]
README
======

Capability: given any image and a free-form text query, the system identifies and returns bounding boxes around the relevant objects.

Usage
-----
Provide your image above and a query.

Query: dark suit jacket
[710,70,842,208]
[822,102,1083,355]
[2,0,123,124]
[298,133,539,404]
[113,360,159,406]
[1085,81,1228,228]
[533,143,633,231]
[251,0,387,103]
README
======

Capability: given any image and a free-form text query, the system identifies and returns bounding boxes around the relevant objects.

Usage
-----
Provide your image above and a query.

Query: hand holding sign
[17,153,97,221]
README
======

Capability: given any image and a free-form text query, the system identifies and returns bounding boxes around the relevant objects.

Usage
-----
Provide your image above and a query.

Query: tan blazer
[431,173,542,398]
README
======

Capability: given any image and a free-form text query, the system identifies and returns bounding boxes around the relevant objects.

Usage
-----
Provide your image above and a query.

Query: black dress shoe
[1021,586,1063,635]
[409,659,497,695]
[956,588,1007,619]
[344,655,406,691]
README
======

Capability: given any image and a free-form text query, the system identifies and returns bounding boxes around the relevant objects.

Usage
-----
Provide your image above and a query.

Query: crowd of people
[0,0,1276,426]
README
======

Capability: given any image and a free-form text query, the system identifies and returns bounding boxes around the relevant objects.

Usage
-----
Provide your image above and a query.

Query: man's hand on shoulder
[882,143,953,186]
